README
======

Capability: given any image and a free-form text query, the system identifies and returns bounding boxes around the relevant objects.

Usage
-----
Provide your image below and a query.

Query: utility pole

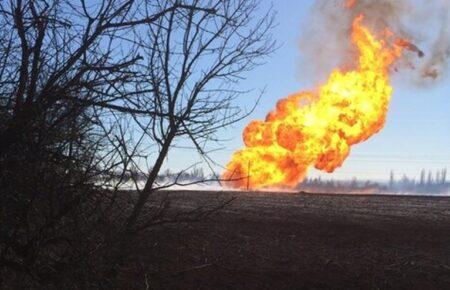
[247,161,251,190]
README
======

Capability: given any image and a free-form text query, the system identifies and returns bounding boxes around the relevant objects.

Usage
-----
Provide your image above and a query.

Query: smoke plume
[299,0,450,83]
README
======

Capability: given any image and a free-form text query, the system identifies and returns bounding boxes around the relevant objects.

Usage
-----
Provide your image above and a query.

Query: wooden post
[247,161,251,190]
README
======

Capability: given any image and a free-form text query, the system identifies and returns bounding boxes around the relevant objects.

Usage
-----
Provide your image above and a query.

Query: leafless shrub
[0,0,274,288]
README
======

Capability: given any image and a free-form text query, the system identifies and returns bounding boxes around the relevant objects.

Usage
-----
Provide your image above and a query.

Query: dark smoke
[298,0,450,84]
[419,8,450,81]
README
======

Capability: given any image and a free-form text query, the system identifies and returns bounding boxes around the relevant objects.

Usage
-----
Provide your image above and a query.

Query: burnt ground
[124,191,450,289]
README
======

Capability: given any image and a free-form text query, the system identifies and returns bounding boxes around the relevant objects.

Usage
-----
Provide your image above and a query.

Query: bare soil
[126,191,450,289]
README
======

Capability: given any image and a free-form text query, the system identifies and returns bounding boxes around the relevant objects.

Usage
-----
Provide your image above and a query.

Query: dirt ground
[127,191,450,289]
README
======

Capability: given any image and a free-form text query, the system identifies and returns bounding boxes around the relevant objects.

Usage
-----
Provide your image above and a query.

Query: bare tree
[0,0,274,287]
[121,0,276,232]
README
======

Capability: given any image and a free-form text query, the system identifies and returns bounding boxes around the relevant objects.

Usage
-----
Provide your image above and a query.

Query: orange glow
[222,15,407,190]
[344,0,357,9]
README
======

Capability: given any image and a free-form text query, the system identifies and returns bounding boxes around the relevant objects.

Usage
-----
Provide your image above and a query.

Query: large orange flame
[223,15,407,189]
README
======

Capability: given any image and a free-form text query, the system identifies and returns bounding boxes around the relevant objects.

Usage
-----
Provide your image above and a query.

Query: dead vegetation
[0,1,274,287]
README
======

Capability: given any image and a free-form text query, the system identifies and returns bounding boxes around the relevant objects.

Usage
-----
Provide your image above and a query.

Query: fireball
[223,15,409,189]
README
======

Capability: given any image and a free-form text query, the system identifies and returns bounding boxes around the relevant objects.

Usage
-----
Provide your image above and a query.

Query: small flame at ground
[223,15,409,190]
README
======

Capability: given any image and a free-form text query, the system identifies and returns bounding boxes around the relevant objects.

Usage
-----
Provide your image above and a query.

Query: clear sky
[165,0,450,182]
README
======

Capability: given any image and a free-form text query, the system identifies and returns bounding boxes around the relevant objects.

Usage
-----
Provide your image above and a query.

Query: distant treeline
[110,167,210,184]
[112,167,450,194]
[300,168,449,195]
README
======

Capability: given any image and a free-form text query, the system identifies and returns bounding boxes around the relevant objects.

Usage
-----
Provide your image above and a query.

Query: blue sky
[165,0,450,182]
